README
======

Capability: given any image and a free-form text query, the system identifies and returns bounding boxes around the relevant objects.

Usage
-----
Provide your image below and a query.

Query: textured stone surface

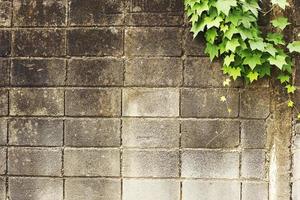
[130,0,183,12]
[181,120,240,148]
[181,88,239,118]
[67,29,123,56]
[0,0,11,26]
[13,30,65,56]
[182,180,240,200]
[184,58,239,87]
[123,88,179,117]
[126,13,183,26]
[122,119,179,148]
[125,28,182,56]
[67,58,123,86]
[65,89,121,116]
[293,180,300,200]
[241,120,266,148]
[240,88,270,118]
[10,89,64,116]
[69,0,124,26]
[0,147,5,174]
[8,147,62,176]
[0,177,4,200]
[0,89,8,116]
[182,150,239,178]
[123,150,179,177]
[65,178,121,200]
[8,177,63,200]
[0,119,7,145]
[11,59,66,86]
[184,29,206,56]
[241,149,266,179]
[123,179,180,200]
[13,0,66,26]
[0,30,10,56]
[125,58,182,86]
[64,148,120,176]
[242,182,268,200]
[65,119,120,147]
[9,119,63,146]
[293,150,300,180]
[0,59,9,86]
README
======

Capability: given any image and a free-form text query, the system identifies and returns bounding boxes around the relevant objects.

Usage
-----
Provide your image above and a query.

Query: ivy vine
[185,0,300,118]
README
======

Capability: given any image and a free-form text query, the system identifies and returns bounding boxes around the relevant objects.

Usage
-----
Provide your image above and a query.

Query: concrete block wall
[0,0,293,199]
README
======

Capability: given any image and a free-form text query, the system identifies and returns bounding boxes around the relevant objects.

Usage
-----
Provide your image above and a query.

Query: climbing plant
[184,0,300,118]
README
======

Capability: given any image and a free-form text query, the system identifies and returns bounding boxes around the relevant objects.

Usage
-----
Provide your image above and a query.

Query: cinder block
[181,88,239,118]
[67,29,123,56]
[8,147,62,176]
[241,149,266,179]
[64,148,120,176]
[0,119,7,145]
[65,178,121,200]
[182,180,240,200]
[0,177,5,200]
[122,118,179,148]
[13,0,66,26]
[0,0,11,26]
[240,88,270,119]
[0,147,6,174]
[125,28,182,56]
[123,150,179,177]
[67,58,124,86]
[184,58,240,87]
[0,90,8,116]
[10,89,64,116]
[11,59,66,86]
[0,30,11,56]
[65,119,120,147]
[13,30,65,56]
[9,119,63,146]
[65,89,121,117]
[122,88,179,117]
[8,177,63,200]
[123,179,180,200]
[242,182,268,200]
[0,59,9,86]
[69,0,124,26]
[181,120,240,148]
[182,150,239,178]
[241,120,266,148]
[125,58,182,86]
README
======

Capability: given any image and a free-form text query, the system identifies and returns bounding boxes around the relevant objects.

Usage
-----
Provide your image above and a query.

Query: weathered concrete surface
[0,0,296,199]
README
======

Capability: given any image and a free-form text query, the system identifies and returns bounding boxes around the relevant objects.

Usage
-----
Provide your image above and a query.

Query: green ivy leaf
[225,38,240,52]
[266,33,285,45]
[271,0,289,9]
[214,0,237,16]
[271,17,291,30]
[268,55,287,70]
[288,100,294,107]
[247,71,259,83]
[227,67,241,80]
[287,41,300,53]
[224,53,235,66]
[205,43,219,61]
[249,39,266,51]
[193,1,209,16]
[265,44,278,57]
[286,84,296,94]
[243,53,262,70]
[205,28,218,43]
[277,74,290,84]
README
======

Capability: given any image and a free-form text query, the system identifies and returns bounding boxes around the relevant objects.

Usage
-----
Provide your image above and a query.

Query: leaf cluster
[185,0,300,114]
